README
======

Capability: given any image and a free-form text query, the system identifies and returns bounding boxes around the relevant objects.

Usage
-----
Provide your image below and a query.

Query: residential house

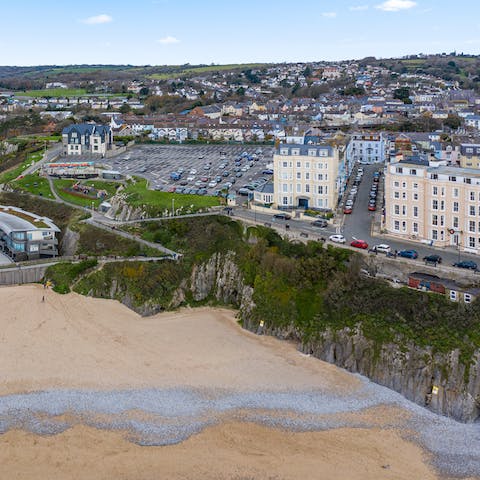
[62,124,113,156]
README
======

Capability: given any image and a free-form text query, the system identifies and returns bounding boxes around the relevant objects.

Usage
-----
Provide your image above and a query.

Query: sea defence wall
[0,264,51,285]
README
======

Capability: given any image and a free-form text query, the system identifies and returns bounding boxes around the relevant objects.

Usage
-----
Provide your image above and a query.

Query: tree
[236,87,245,96]
[444,114,461,130]
[394,87,411,103]
[119,103,131,114]
[139,87,150,96]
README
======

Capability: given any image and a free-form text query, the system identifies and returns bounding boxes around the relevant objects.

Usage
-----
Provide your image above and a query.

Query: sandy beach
[0,284,478,479]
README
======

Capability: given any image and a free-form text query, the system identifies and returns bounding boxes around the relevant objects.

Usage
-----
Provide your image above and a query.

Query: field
[148,63,266,80]
[123,178,221,216]
[11,173,54,199]
[53,179,102,208]
[0,150,43,184]
[15,88,87,97]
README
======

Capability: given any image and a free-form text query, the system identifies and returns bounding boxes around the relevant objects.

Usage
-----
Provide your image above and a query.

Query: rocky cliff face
[82,251,480,423]
[296,328,480,423]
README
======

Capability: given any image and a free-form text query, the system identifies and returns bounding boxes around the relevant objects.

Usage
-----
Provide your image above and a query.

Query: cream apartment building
[385,159,480,254]
[273,144,341,210]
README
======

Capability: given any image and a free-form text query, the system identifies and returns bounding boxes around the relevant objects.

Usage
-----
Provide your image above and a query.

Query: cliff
[71,249,480,423]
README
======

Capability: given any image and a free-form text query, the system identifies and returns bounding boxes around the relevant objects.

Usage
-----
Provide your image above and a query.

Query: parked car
[189,169,197,175]
[311,219,328,228]
[262,169,274,175]
[343,206,353,214]
[368,203,376,211]
[273,212,291,220]
[329,234,346,244]
[453,260,478,270]
[398,249,418,259]
[373,244,391,254]
[351,239,368,249]
[424,254,442,264]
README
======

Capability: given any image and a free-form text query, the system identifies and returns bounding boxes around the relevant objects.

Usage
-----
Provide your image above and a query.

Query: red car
[368,204,376,211]
[343,207,353,214]
[351,239,369,249]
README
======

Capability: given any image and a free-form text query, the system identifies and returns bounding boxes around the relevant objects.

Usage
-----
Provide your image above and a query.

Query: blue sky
[1,0,479,65]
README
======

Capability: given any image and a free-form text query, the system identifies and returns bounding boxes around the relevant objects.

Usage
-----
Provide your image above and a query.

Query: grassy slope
[123,178,220,216]
[15,88,87,97]
[0,150,43,184]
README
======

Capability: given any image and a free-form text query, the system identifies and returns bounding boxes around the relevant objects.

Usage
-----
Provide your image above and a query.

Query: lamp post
[172,198,175,217]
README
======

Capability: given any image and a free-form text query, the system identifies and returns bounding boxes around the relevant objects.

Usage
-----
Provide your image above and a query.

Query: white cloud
[82,14,113,25]
[349,5,369,10]
[158,36,180,45]
[375,0,417,12]
[321,12,337,18]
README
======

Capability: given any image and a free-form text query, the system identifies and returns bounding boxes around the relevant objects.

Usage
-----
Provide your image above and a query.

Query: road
[23,144,62,176]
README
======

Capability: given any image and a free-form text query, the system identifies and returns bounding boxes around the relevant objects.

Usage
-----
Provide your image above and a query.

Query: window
[432,200,438,210]
[431,173,438,180]
[282,196,289,205]
[308,150,317,157]
[413,222,418,233]
[394,221,400,231]
[280,149,289,155]
[305,184,310,193]
[319,149,328,157]
[296,172,301,179]
[402,192,407,199]
[324,186,328,194]
[305,172,310,180]
[396,167,403,173]
[469,237,476,248]
[453,217,459,228]
[296,161,301,168]
[471,191,476,201]
[413,193,418,200]
[450,291,457,301]
[402,182,406,188]
[296,184,301,193]
[465,178,471,184]
[318,163,323,169]
[317,186,323,194]
[292,149,300,156]
[282,161,288,167]
[394,205,400,215]
[441,187,445,196]
[433,186,438,195]
[440,200,445,210]
[440,216,444,226]
[317,174,323,180]
[411,169,417,175]
[305,162,310,169]
[432,230,438,240]
[394,181,399,187]
[413,206,418,217]
[413,183,418,189]
[402,221,406,231]
[453,188,459,198]
[449,176,457,182]
[470,221,476,233]
[453,202,459,212]
[470,205,476,216]
[402,205,407,215]
[464,293,472,304]
[432,214,438,226]
[394,191,399,199]
[282,184,288,193]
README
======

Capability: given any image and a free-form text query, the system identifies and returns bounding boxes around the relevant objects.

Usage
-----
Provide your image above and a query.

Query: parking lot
[104,144,274,202]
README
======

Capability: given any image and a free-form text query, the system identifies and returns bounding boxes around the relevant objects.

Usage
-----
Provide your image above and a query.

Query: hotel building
[385,158,480,254]
[273,144,342,211]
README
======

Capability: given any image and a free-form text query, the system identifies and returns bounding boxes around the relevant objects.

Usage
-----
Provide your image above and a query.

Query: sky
[1,0,479,66]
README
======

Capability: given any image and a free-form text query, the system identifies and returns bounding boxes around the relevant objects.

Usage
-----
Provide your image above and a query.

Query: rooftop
[0,206,60,235]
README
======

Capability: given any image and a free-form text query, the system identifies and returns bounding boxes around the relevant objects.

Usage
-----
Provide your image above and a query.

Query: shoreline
[0,284,478,479]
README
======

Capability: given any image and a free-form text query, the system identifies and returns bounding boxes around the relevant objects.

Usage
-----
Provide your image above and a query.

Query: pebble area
[0,374,479,477]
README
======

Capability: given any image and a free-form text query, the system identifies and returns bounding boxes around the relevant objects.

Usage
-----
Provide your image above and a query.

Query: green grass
[81,180,121,198]
[0,150,44,184]
[123,178,220,216]
[52,179,101,208]
[15,88,87,97]
[11,173,54,199]
[45,260,98,294]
